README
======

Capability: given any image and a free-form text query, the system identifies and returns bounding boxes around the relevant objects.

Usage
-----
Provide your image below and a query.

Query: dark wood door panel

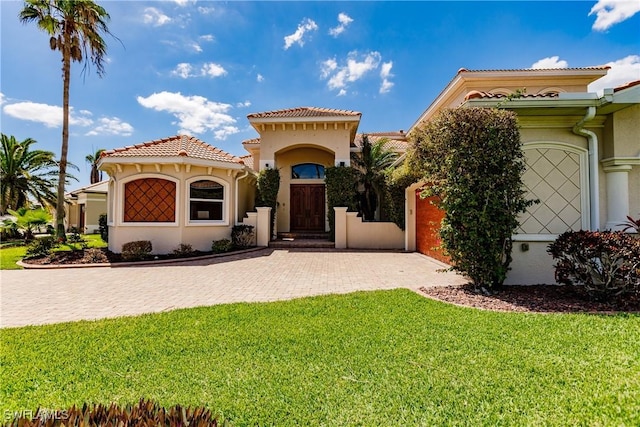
[290,184,325,232]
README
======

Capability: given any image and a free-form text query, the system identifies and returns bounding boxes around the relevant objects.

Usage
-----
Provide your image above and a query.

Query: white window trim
[118,174,180,227]
[185,176,230,226]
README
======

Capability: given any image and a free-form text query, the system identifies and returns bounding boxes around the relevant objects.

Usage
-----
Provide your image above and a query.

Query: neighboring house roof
[352,132,409,151]
[247,106,361,119]
[67,180,109,198]
[614,79,640,92]
[464,91,559,101]
[242,137,261,146]
[101,135,244,165]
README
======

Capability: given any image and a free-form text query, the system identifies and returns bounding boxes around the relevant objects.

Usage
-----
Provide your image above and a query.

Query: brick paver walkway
[0,249,467,328]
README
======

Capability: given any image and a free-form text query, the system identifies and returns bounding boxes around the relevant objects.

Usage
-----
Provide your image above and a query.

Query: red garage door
[415,190,449,264]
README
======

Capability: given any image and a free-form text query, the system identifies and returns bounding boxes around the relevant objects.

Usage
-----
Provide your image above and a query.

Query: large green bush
[409,107,535,289]
[325,165,359,240]
[382,163,421,230]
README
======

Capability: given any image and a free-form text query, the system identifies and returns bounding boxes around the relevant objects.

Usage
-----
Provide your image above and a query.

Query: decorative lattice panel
[518,147,582,234]
[124,178,176,222]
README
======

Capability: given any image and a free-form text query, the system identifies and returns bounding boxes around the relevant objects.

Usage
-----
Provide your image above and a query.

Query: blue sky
[1,0,639,188]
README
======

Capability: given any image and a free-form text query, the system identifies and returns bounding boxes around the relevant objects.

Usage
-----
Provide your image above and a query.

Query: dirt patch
[419,284,640,314]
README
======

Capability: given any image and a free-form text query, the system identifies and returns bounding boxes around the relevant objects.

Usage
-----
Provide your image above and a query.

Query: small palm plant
[6,207,53,242]
[619,215,640,233]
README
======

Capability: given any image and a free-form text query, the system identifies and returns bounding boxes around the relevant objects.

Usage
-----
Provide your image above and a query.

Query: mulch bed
[22,248,215,266]
[419,284,640,314]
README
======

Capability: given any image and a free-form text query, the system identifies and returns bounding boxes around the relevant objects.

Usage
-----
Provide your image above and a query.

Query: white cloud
[329,13,354,37]
[589,0,640,31]
[338,89,347,96]
[0,93,5,105]
[143,7,171,26]
[283,18,318,50]
[201,62,227,77]
[3,102,93,128]
[173,0,194,6]
[171,62,227,78]
[197,6,216,15]
[199,34,214,42]
[322,51,383,92]
[379,61,394,94]
[190,42,202,53]
[86,117,134,137]
[257,74,264,82]
[172,63,194,79]
[531,56,569,69]
[236,101,251,108]
[588,55,640,92]
[137,91,239,140]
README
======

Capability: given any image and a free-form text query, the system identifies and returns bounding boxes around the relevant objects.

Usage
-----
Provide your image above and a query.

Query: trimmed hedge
[325,166,359,240]
[121,240,152,261]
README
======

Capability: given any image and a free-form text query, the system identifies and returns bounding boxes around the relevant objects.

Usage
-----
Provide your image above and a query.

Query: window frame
[185,176,229,226]
[118,174,180,227]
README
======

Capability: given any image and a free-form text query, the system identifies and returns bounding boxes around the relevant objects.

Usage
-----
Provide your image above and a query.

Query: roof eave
[99,156,245,171]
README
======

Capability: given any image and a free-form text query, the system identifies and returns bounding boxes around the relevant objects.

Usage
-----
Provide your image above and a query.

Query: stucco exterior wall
[78,193,107,233]
[612,104,640,157]
[505,240,557,285]
[344,212,404,249]
[258,126,352,169]
[274,147,334,232]
[106,163,254,254]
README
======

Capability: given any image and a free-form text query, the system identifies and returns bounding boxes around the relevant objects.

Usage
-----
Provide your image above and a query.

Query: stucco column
[256,207,272,247]
[603,165,632,230]
[334,207,348,249]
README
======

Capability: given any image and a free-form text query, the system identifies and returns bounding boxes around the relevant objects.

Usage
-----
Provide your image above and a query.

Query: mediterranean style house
[98,66,640,284]
[65,180,108,234]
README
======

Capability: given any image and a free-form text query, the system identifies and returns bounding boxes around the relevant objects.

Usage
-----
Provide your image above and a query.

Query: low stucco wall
[335,208,404,249]
[505,239,557,285]
[108,225,232,254]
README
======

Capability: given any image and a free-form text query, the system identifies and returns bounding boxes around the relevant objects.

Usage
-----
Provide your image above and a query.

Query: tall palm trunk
[56,38,71,240]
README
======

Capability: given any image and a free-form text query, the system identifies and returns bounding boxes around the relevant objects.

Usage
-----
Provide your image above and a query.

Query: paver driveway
[0,248,466,328]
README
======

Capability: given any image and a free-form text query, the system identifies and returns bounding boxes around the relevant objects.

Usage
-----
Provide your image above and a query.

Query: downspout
[234,169,250,225]
[572,106,599,230]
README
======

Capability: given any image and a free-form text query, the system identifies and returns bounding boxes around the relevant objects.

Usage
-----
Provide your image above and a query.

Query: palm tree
[86,148,105,184]
[351,135,398,221]
[19,0,113,240]
[0,134,59,214]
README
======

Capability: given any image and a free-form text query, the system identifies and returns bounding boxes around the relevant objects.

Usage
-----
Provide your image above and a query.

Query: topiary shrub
[121,240,153,261]
[25,236,59,257]
[548,230,640,300]
[232,224,255,249]
[5,399,222,426]
[382,163,421,230]
[212,238,233,254]
[409,107,536,290]
[256,167,280,238]
[325,165,359,241]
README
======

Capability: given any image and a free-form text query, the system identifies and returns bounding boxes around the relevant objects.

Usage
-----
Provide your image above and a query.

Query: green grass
[0,234,107,270]
[1,290,639,426]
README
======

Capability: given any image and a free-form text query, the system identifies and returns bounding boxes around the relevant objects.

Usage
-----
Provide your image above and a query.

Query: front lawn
[0,234,107,270]
[1,290,638,425]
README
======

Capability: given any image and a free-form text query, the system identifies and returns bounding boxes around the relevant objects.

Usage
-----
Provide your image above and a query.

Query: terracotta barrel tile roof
[242,137,261,145]
[464,90,560,101]
[353,132,409,150]
[239,154,254,170]
[247,106,361,119]
[457,66,611,74]
[614,79,640,92]
[101,135,244,164]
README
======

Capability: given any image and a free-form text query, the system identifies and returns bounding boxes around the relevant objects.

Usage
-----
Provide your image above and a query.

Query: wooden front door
[290,184,325,232]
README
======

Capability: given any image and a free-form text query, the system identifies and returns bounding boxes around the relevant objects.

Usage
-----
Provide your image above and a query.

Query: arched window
[189,179,225,222]
[292,163,325,179]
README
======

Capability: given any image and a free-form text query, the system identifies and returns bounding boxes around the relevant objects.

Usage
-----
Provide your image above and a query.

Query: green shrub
[98,213,108,242]
[67,229,87,251]
[25,236,58,257]
[409,107,536,290]
[121,240,153,261]
[172,243,194,257]
[5,399,221,426]
[548,230,640,300]
[325,165,359,240]
[82,248,109,263]
[212,238,233,254]
[257,168,280,238]
[382,164,421,230]
[232,224,255,248]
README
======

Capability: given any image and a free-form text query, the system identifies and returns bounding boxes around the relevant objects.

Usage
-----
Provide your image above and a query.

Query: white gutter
[572,106,599,230]
[234,169,250,225]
